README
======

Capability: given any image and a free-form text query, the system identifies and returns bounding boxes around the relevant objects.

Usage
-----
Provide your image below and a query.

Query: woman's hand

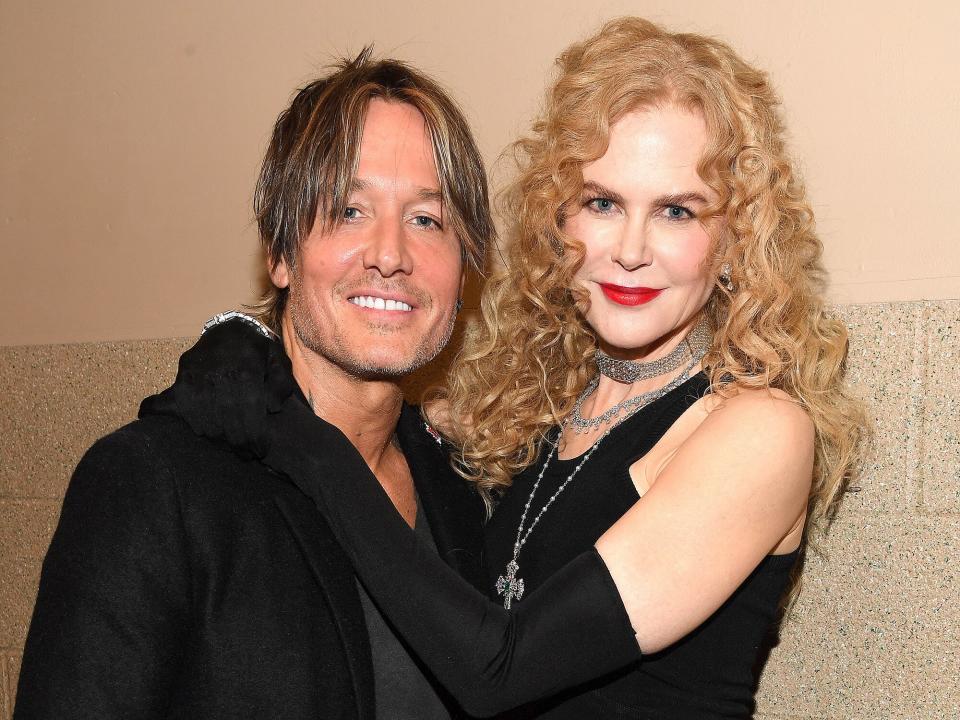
[166,317,296,458]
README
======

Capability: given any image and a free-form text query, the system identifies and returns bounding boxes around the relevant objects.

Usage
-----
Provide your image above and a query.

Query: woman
[170,17,865,718]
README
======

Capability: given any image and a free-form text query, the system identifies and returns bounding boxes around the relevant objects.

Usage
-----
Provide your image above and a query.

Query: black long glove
[260,397,641,717]
[140,318,294,459]
[156,317,642,716]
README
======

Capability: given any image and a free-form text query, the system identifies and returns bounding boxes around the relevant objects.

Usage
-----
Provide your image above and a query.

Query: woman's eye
[588,198,616,213]
[664,205,693,220]
[343,206,361,220]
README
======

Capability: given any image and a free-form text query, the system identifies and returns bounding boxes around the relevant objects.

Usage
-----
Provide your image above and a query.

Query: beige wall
[2,1,958,346]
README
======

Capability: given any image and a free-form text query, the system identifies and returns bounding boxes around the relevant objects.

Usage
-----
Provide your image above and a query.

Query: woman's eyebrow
[580,181,627,207]
[654,191,710,206]
[581,183,709,208]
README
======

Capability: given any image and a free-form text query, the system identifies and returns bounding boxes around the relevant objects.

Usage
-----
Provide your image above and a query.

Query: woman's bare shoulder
[692,386,815,483]
[631,385,811,494]
[703,386,813,437]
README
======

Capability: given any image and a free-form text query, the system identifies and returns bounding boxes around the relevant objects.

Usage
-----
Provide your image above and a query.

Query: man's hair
[251,48,493,332]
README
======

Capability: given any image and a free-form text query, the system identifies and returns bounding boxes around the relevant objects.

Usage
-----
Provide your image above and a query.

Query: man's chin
[335,320,456,381]
[334,348,442,381]
[289,304,456,383]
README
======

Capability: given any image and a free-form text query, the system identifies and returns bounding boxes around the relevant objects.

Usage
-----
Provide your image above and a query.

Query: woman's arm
[161,317,814,713]
[255,392,811,715]
[260,399,640,717]
[599,389,813,652]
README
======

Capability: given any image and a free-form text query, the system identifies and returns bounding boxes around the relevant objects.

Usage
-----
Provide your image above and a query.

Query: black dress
[483,373,798,719]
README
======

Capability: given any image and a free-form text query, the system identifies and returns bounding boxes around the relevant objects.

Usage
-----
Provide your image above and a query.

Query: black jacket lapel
[396,403,487,592]
[274,493,375,720]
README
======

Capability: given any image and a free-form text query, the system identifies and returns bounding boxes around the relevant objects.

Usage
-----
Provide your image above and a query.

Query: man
[16,49,493,719]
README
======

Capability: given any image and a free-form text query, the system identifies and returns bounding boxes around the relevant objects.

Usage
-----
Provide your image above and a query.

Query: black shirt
[483,373,798,719]
[356,499,452,719]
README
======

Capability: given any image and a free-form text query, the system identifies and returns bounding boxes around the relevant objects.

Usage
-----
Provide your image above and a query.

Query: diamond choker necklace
[594,319,711,384]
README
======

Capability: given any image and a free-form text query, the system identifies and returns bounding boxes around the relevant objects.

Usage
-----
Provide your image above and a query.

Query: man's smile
[348,294,414,312]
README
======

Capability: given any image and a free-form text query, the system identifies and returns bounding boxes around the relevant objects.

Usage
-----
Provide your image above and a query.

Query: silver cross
[495,560,525,609]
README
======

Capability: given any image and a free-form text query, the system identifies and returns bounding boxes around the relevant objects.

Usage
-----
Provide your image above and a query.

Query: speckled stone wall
[0,336,193,710]
[1,300,957,718]
[754,300,960,720]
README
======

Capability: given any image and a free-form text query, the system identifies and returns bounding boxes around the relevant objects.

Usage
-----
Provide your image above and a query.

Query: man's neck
[279,313,404,475]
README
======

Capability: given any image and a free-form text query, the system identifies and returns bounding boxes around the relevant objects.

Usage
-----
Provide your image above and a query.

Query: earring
[455,299,463,313]
[719,263,736,293]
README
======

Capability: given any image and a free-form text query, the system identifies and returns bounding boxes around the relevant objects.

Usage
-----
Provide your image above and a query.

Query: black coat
[15,402,485,720]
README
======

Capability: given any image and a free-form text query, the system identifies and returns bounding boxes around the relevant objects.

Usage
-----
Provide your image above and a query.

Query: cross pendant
[496,560,525,609]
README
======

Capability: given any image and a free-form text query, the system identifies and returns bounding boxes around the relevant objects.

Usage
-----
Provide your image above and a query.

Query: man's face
[271,99,464,379]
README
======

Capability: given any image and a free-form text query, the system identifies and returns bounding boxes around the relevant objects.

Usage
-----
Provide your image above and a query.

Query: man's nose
[362,215,414,277]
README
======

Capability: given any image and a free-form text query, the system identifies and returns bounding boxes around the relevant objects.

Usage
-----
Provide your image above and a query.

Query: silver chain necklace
[572,324,710,434]
[594,319,711,385]
[495,354,702,609]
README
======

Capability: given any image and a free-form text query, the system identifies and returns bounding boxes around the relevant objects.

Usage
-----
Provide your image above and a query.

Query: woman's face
[568,104,717,359]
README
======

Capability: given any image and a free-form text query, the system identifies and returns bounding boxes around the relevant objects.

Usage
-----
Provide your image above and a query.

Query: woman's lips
[599,284,663,306]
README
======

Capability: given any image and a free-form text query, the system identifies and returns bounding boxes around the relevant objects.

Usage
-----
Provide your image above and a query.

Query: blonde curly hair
[439,17,868,547]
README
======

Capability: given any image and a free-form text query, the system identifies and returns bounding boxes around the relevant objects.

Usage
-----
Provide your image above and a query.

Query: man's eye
[343,206,361,220]
[412,215,440,229]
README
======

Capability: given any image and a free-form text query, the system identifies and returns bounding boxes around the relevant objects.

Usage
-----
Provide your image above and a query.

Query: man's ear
[270,256,290,289]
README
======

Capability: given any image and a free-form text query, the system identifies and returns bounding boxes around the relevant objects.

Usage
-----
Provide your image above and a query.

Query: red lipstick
[599,284,663,306]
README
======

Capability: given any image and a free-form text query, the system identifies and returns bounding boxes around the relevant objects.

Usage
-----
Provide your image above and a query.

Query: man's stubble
[286,277,457,381]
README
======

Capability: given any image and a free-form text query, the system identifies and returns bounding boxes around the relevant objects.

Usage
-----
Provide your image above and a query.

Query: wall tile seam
[824,505,944,517]
[831,299,959,307]
[915,304,932,511]
[820,508,958,522]
[907,305,927,513]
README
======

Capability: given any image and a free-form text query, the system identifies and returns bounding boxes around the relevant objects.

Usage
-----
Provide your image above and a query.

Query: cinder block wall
[1,300,957,719]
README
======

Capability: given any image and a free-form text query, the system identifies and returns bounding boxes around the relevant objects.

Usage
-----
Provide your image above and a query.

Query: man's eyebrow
[581,181,626,207]
[346,181,442,203]
[415,187,444,203]
[348,178,369,193]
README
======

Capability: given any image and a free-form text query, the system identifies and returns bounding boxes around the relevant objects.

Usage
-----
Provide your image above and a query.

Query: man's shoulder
[79,415,181,476]
[76,413,273,500]
[84,413,224,468]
